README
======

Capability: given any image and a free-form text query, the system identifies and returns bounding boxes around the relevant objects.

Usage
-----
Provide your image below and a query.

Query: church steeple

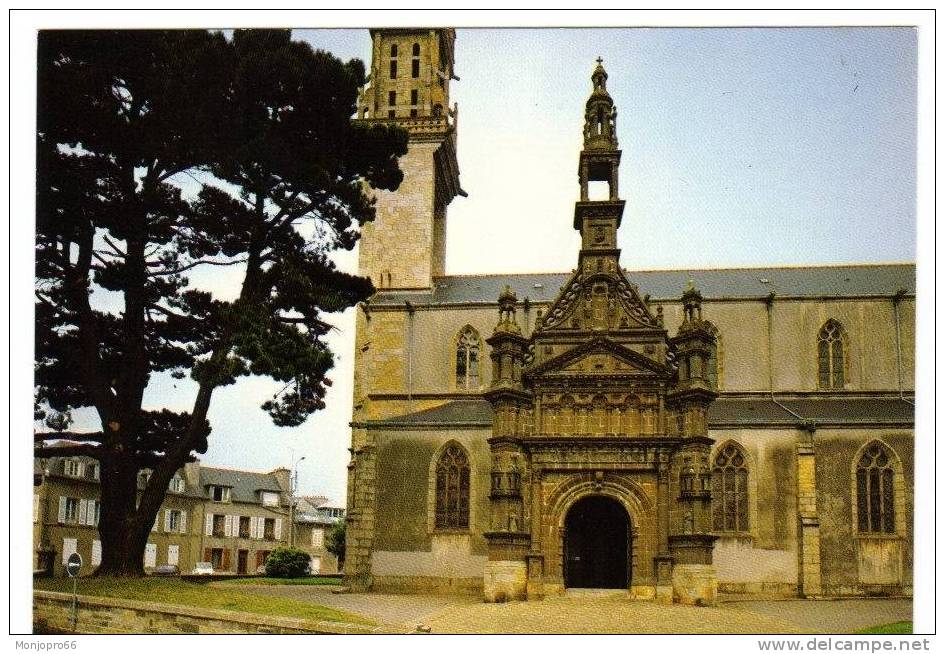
[583,57,618,151]
[575,58,625,273]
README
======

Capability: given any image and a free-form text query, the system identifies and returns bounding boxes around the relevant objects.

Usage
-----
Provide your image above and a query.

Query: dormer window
[261,491,280,507]
[210,485,231,503]
[63,459,82,477]
[169,475,185,493]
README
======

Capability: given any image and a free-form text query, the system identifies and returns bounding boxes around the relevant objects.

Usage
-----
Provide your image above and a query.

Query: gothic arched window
[435,443,470,529]
[390,43,398,57]
[412,42,420,56]
[712,443,749,532]
[818,319,846,389]
[855,442,897,534]
[455,326,481,390]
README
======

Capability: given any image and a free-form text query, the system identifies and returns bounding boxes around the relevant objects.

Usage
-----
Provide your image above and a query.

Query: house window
[167,509,182,533]
[856,442,897,534]
[211,486,230,502]
[712,443,749,532]
[388,110,396,118]
[390,43,398,57]
[264,518,276,540]
[389,60,397,79]
[410,89,418,105]
[169,475,185,493]
[86,462,100,480]
[261,491,280,507]
[388,90,396,107]
[435,443,470,529]
[212,514,226,537]
[410,109,418,117]
[412,58,420,78]
[455,326,481,390]
[64,459,82,477]
[64,497,79,523]
[210,547,224,570]
[818,319,846,389]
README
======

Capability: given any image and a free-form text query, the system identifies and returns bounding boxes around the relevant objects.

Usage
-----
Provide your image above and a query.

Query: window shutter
[78,499,88,526]
[204,547,212,563]
[91,501,99,526]
[76,461,84,477]
[180,511,187,534]
[62,538,77,564]
[222,548,231,571]
[152,515,159,532]
[205,513,213,536]
[249,516,257,539]
[91,540,102,566]
[164,510,172,532]
[33,495,39,523]
[256,550,265,569]
[224,515,233,537]
[274,518,283,540]
[57,497,66,524]
[168,544,179,566]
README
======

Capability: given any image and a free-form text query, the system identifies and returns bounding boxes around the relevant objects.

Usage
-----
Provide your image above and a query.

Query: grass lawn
[215,576,342,586]
[34,577,372,625]
[858,621,912,634]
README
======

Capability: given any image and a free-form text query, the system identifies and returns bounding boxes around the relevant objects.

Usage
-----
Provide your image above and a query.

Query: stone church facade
[346,29,915,604]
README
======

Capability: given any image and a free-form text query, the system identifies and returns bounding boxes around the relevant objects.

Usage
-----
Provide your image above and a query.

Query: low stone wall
[33,591,400,634]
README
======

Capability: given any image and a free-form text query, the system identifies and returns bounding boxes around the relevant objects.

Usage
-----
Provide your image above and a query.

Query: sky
[55,27,917,505]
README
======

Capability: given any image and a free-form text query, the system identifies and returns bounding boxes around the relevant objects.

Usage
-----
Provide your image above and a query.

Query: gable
[536,268,660,333]
[526,336,671,379]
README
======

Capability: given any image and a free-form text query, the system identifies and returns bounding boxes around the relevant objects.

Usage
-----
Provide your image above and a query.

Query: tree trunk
[93,454,152,577]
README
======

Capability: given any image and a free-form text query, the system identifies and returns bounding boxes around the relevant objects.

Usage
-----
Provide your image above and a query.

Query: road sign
[66,552,82,578]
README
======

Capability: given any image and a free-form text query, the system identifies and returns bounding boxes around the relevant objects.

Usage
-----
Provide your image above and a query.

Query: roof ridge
[434,262,915,279]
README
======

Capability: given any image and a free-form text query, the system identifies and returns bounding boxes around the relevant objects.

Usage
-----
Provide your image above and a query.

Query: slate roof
[198,466,284,503]
[364,397,914,429]
[370,264,915,306]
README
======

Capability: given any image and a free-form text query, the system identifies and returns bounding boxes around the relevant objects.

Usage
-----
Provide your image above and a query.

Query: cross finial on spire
[596,56,603,65]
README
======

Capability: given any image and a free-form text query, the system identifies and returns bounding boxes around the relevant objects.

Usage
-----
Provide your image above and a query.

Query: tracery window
[455,326,481,390]
[856,442,896,534]
[712,443,749,532]
[435,443,470,529]
[818,319,846,389]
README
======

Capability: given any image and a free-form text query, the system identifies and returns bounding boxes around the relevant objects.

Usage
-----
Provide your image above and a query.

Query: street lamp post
[289,456,305,547]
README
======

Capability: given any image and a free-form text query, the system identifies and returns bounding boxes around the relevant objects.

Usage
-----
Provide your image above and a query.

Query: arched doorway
[564,495,630,589]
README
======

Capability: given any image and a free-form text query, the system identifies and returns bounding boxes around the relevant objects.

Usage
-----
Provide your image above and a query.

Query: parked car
[192,562,214,575]
[152,565,179,576]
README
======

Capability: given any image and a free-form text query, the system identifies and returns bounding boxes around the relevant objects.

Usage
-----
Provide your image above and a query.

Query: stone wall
[32,591,397,634]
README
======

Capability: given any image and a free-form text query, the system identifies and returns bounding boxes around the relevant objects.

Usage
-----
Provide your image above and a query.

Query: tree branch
[35,431,105,443]
[34,443,103,459]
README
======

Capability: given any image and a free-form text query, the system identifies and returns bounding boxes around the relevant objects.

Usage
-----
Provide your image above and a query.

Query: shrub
[326,520,346,567]
[264,546,311,578]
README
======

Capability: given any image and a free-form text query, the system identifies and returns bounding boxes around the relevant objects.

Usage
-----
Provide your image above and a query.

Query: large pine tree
[35,29,406,576]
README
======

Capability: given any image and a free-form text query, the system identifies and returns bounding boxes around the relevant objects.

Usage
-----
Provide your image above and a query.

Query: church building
[346,28,915,604]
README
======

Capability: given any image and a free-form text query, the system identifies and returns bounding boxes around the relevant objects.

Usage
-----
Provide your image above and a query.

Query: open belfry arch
[481,59,719,604]
[344,28,914,604]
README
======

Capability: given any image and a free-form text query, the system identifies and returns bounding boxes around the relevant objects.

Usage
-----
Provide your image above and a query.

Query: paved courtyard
[226,585,911,634]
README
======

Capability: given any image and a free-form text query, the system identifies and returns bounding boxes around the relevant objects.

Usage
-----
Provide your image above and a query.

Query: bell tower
[574,58,624,276]
[355,28,465,291]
